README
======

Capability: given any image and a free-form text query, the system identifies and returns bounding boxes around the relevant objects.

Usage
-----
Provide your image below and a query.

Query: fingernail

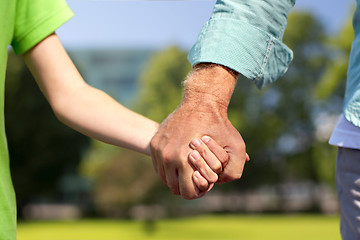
[194,171,201,179]
[191,138,201,148]
[201,136,211,143]
[190,150,201,160]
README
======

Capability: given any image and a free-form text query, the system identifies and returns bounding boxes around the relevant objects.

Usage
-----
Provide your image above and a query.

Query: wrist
[183,63,237,111]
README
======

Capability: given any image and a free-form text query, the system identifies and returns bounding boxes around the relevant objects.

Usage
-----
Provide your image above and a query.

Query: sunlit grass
[17,214,340,240]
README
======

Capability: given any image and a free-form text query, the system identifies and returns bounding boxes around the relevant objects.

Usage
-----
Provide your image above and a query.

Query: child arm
[23,33,159,155]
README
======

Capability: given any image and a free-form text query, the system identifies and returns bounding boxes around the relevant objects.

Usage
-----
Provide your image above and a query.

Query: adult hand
[150,63,248,199]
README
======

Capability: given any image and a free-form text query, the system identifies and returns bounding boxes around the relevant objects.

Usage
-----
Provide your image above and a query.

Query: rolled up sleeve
[188,0,295,89]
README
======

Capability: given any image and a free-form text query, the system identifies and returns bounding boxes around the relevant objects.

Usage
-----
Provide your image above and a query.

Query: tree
[314,15,354,100]
[134,46,191,122]
[226,12,341,191]
[310,12,355,187]
[80,144,162,217]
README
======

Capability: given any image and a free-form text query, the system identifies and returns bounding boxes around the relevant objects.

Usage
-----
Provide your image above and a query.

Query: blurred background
[6,0,355,239]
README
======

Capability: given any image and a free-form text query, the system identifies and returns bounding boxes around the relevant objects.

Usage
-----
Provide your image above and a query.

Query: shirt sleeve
[11,0,74,55]
[188,0,296,89]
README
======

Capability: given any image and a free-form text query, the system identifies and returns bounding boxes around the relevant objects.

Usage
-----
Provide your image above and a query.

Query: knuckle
[162,155,173,168]
[178,156,189,169]
[161,148,174,167]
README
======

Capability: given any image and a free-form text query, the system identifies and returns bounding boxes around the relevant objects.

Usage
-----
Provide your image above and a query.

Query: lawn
[17,214,340,240]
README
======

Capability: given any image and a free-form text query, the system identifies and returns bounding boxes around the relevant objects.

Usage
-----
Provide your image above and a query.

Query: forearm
[54,84,158,155]
[183,63,238,113]
[24,33,158,155]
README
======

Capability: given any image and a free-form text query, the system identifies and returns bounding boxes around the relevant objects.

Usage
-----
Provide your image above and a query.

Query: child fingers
[190,138,223,174]
[188,150,219,183]
[192,171,209,192]
[201,136,230,168]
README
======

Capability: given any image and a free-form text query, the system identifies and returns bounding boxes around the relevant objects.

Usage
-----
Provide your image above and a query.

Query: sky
[57,0,356,50]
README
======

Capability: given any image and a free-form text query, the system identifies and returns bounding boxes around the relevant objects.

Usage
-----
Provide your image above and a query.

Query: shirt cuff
[188,17,293,89]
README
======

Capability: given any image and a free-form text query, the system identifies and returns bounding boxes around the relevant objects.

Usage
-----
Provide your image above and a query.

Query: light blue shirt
[188,0,295,89]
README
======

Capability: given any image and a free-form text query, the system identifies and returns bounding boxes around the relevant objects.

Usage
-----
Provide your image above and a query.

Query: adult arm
[151,0,296,199]
[23,33,159,155]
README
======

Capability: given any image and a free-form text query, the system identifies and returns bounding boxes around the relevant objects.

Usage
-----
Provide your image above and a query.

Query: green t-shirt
[0,0,73,238]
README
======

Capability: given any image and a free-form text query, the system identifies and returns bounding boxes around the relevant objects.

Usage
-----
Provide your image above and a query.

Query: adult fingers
[151,137,181,195]
[150,137,166,184]
[165,168,180,195]
[217,148,246,184]
[154,149,167,185]
[178,164,206,200]
[160,146,182,195]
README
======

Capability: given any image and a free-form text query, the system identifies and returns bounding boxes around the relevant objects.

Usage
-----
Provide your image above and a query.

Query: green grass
[17,214,341,240]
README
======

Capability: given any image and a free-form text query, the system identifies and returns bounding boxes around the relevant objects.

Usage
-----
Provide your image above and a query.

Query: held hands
[150,101,248,199]
[150,64,249,199]
[189,136,250,192]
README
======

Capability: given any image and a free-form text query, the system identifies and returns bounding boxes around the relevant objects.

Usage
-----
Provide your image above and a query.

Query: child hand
[188,136,230,191]
[189,136,250,192]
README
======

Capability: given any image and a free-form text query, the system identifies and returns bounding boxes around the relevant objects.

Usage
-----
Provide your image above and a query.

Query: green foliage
[311,142,337,188]
[283,11,325,50]
[226,12,333,189]
[5,51,90,212]
[314,17,354,100]
[80,144,162,215]
[134,46,191,122]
